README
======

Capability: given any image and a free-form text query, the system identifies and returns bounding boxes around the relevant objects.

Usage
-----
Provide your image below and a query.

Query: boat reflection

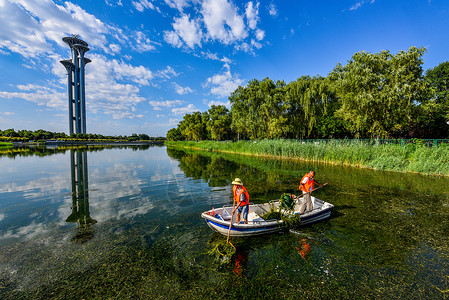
[66,150,96,242]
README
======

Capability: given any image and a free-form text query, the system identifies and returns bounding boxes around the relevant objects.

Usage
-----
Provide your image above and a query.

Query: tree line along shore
[167,47,448,142]
[165,139,449,176]
[0,129,165,145]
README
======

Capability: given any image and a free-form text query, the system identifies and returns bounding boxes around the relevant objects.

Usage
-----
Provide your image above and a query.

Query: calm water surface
[0,145,448,299]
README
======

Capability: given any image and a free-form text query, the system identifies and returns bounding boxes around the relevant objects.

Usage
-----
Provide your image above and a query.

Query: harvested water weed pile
[207,237,236,264]
[262,196,301,230]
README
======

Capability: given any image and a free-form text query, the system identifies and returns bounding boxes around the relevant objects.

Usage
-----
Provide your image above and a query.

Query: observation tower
[60,35,91,135]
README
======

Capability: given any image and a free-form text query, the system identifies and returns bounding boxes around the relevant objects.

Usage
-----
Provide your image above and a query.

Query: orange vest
[299,173,314,192]
[235,186,249,206]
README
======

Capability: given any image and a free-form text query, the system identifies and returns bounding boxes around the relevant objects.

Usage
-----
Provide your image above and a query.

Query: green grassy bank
[0,142,13,148]
[165,140,449,176]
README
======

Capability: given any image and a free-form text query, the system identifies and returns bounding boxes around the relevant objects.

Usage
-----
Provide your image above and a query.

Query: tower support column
[61,36,90,135]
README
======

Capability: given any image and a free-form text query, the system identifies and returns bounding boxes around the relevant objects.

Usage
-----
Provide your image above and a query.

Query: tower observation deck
[60,36,91,135]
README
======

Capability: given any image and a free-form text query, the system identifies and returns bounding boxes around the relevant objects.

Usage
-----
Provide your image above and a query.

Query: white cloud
[171,104,198,115]
[165,14,203,49]
[255,28,265,41]
[163,30,183,48]
[108,43,121,54]
[79,54,150,119]
[164,0,190,12]
[132,0,155,12]
[349,0,376,11]
[251,39,262,49]
[105,0,123,7]
[201,0,248,44]
[245,1,259,30]
[100,57,154,86]
[0,112,15,116]
[0,88,66,110]
[132,31,157,52]
[157,66,180,79]
[174,83,194,95]
[0,54,150,120]
[205,63,243,97]
[267,2,278,16]
[160,0,264,52]
[199,51,232,63]
[207,100,230,108]
[0,0,110,58]
[168,118,179,126]
[149,99,183,110]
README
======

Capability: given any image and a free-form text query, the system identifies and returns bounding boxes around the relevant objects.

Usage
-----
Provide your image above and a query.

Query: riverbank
[165,140,449,176]
[0,142,13,148]
[9,140,162,147]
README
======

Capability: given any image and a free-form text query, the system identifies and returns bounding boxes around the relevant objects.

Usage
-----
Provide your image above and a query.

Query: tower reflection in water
[66,150,96,242]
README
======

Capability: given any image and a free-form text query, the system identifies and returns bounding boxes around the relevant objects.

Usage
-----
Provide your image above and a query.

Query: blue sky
[0,0,448,137]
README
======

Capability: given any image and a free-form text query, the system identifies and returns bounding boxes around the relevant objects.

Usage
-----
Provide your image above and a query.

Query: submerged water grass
[166,140,449,176]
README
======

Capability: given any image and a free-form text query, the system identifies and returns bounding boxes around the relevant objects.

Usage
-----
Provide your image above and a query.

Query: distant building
[60,36,91,135]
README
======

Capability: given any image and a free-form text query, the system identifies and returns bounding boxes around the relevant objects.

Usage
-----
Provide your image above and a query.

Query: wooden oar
[226,200,236,244]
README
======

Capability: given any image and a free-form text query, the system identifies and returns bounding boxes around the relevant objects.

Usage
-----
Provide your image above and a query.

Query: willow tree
[330,46,430,138]
[285,76,337,138]
[229,78,287,139]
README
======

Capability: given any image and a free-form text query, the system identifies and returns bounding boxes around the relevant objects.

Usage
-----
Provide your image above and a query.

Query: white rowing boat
[201,195,333,237]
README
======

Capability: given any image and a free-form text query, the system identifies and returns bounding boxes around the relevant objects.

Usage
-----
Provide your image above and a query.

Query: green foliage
[167,47,449,140]
[0,142,13,148]
[166,127,184,141]
[0,128,160,142]
[330,47,430,138]
[204,105,232,140]
[178,112,207,141]
[261,205,301,229]
[166,139,449,176]
[279,193,295,210]
[206,238,236,265]
[285,76,340,138]
[230,78,289,139]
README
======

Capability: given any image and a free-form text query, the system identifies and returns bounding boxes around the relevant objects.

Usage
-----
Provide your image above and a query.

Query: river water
[0,145,448,299]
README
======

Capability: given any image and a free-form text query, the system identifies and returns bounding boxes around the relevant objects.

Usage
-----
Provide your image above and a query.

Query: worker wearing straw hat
[232,178,249,224]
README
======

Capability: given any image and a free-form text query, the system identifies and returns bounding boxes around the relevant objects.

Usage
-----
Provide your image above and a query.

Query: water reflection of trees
[167,146,449,270]
[0,144,155,158]
[166,147,311,201]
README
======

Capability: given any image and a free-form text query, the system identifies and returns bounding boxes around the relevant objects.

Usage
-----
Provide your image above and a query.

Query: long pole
[226,200,236,244]
[305,183,328,195]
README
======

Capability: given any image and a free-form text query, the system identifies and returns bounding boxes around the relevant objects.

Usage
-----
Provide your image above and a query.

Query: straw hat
[232,178,243,185]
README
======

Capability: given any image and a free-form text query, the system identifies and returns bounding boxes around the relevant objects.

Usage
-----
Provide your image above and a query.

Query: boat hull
[201,197,333,237]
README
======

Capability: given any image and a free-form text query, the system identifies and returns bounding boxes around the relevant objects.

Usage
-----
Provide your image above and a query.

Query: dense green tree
[204,105,232,140]
[230,78,288,139]
[329,47,430,138]
[420,61,449,137]
[2,128,18,137]
[261,80,289,139]
[166,128,183,141]
[138,133,150,140]
[178,112,207,141]
[285,76,344,138]
[425,61,449,106]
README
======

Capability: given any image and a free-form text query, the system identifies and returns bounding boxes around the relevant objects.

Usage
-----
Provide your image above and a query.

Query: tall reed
[165,140,449,176]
